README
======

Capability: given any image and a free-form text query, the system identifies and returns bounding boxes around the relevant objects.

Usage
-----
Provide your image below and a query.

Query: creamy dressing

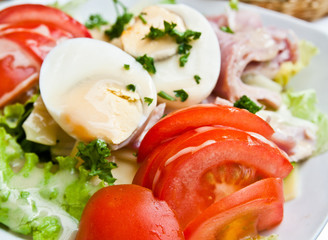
[3,167,80,239]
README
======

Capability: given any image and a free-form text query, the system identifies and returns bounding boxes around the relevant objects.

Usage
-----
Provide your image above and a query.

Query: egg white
[40,38,157,148]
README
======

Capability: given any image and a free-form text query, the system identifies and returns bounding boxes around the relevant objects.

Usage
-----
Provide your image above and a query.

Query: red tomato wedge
[1,30,56,63]
[133,139,173,188]
[76,184,184,240]
[184,178,284,240]
[0,37,40,107]
[151,127,292,228]
[137,104,274,162]
[135,126,291,191]
[0,4,91,39]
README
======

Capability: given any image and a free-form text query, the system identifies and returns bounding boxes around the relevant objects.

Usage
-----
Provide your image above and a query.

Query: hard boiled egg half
[40,38,157,148]
[120,4,221,109]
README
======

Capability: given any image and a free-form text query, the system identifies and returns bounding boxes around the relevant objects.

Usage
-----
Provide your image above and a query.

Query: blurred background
[240,0,328,21]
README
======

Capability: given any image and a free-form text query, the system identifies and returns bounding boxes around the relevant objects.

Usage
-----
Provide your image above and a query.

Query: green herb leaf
[158,91,176,101]
[85,14,108,29]
[229,0,239,10]
[123,64,130,70]
[174,89,189,102]
[233,95,262,114]
[194,75,201,84]
[144,21,201,67]
[178,43,192,54]
[138,12,147,24]
[179,52,190,67]
[136,54,156,74]
[160,0,176,3]
[220,26,234,34]
[77,139,117,185]
[144,97,154,106]
[126,84,136,92]
[144,26,166,40]
[104,0,133,40]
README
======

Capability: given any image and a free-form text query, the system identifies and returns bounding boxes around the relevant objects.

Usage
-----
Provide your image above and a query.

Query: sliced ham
[208,10,299,109]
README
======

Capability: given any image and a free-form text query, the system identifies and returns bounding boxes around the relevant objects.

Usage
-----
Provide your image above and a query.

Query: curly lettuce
[283,89,328,155]
[0,127,108,239]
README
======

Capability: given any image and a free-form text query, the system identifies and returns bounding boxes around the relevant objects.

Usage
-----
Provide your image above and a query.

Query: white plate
[1,0,328,239]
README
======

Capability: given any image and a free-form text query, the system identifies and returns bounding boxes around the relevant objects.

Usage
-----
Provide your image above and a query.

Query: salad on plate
[0,0,328,239]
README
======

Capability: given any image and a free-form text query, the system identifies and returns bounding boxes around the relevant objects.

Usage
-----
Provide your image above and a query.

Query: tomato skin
[133,140,173,187]
[76,184,184,240]
[137,104,274,163]
[0,4,91,107]
[0,4,91,38]
[1,30,57,63]
[183,178,284,240]
[0,38,40,107]
[151,127,292,228]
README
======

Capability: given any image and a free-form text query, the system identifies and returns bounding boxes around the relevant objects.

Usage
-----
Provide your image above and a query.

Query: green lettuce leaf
[0,96,51,160]
[283,89,328,154]
[0,127,105,239]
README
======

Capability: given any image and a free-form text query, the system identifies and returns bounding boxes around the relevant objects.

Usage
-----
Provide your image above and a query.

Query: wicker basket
[240,0,328,21]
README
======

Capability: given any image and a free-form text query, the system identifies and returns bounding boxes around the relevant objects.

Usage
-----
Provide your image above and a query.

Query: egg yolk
[59,79,143,145]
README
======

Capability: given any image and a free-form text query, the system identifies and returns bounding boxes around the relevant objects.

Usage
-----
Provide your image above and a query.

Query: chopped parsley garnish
[77,139,117,185]
[85,14,108,29]
[160,0,176,3]
[220,26,234,34]
[139,12,147,24]
[144,97,154,106]
[174,89,189,102]
[144,21,201,67]
[179,52,190,67]
[104,0,133,40]
[136,54,156,74]
[123,64,130,70]
[158,91,176,101]
[194,75,201,84]
[233,95,262,114]
[126,84,136,92]
[229,0,239,10]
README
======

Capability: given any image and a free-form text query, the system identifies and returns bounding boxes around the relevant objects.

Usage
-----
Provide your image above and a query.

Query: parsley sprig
[144,21,201,67]
[136,54,156,74]
[85,14,108,29]
[77,139,117,185]
[105,0,133,40]
[233,95,262,114]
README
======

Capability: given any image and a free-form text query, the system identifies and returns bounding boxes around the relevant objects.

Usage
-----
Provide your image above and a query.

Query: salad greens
[0,96,51,161]
[283,89,328,155]
[0,101,117,238]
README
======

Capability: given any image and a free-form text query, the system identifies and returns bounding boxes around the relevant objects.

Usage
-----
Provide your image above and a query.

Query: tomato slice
[0,4,91,39]
[137,104,274,163]
[133,139,173,187]
[151,126,292,228]
[76,184,184,240]
[1,30,57,63]
[0,37,40,107]
[184,178,284,240]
